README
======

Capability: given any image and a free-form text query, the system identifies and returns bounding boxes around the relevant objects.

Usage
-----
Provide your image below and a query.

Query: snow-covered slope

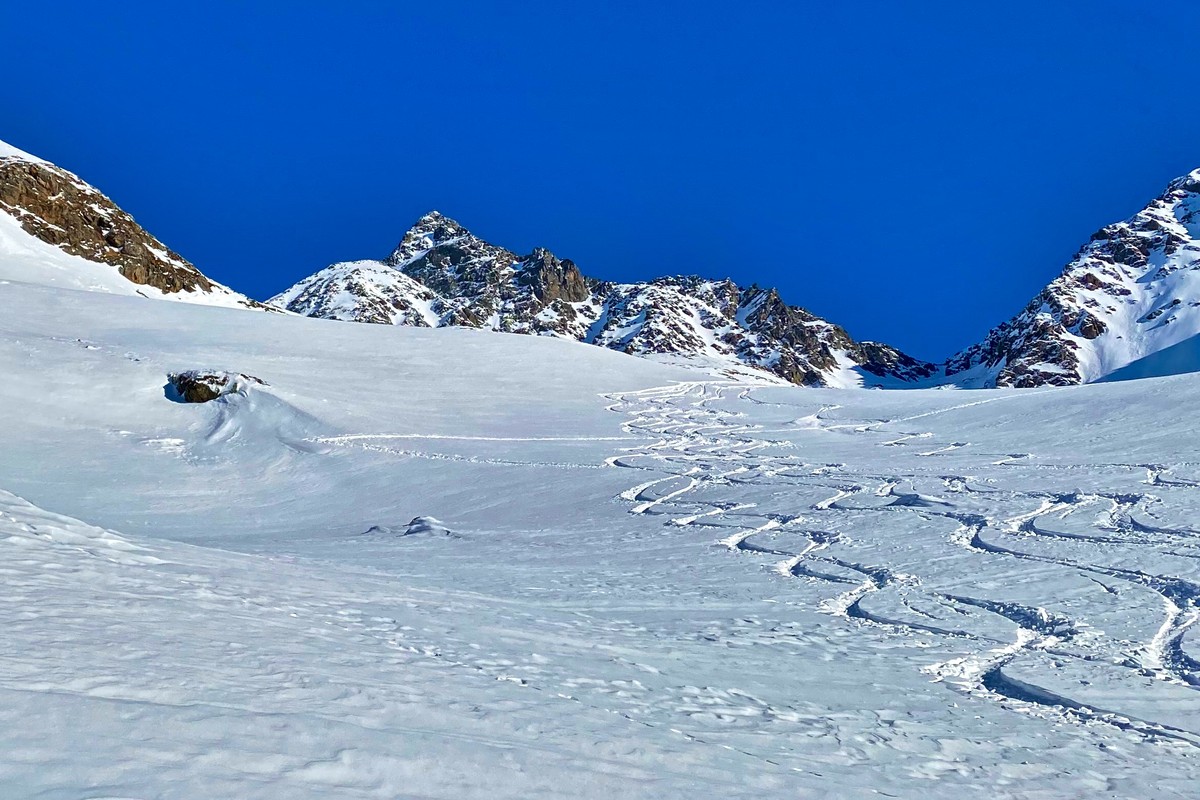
[268,259,439,325]
[0,137,263,309]
[271,211,936,387]
[4,278,1200,798]
[948,168,1200,386]
[0,138,45,162]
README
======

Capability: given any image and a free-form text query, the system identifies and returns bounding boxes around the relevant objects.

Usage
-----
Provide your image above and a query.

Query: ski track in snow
[602,380,1200,749]
[253,376,1200,792]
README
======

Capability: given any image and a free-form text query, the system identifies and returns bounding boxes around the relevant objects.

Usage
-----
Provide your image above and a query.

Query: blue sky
[5,1,1199,359]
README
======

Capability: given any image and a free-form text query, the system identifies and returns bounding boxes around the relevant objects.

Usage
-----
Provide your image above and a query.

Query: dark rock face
[169,371,266,403]
[519,248,590,304]
[0,159,211,294]
[273,211,937,387]
[855,341,942,382]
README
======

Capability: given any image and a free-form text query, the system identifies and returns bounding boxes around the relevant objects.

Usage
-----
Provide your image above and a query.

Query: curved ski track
[603,381,1200,748]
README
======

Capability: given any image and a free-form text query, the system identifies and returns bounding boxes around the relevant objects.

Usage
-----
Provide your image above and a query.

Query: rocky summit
[271,211,937,387]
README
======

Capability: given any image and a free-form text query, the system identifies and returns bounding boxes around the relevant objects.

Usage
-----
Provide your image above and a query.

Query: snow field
[1,279,1199,797]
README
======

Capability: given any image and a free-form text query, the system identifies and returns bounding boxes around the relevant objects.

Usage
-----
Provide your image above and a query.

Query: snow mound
[0,137,45,163]
[0,137,44,163]
[404,516,453,536]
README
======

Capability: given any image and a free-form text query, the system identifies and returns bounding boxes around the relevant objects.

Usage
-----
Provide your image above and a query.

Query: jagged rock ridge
[947,168,1200,387]
[272,211,937,387]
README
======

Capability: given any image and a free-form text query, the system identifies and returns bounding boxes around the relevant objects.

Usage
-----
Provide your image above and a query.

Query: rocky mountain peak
[385,210,477,268]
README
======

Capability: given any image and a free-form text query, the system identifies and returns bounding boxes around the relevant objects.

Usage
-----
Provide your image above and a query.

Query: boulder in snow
[168,370,266,403]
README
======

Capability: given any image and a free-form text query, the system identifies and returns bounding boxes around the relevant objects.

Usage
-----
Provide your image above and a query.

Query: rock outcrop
[0,138,264,309]
[404,516,454,536]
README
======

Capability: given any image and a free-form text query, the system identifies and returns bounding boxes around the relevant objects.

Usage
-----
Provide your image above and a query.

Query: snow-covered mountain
[5,275,1200,798]
[0,138,262,309]
[271,166,1200,389]
[14,130,1200,391]
[8,133,1200,797]
[271,211,937,387]
[947,168,1200,387]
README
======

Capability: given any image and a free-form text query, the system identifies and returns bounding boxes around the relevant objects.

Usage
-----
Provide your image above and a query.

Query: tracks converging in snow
[603,380,1200,749]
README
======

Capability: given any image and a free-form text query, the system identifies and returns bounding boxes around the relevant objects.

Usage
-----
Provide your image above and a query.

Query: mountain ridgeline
[269,212,938,388]
[3,135,1200,389]
[273,166,1200,388]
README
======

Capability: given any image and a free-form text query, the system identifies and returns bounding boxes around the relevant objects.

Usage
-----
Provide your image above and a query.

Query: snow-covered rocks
[948,167,1200,386]
[275,167,1200,390]
[268,260,439,326]
[168,370,266,403]
[271,211,937,387]
[361,517,455,536]
[11,132,1200,390]
[404,516,453,536]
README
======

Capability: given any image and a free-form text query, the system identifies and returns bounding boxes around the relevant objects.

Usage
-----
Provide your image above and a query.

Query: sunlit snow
[2,275,1199,798]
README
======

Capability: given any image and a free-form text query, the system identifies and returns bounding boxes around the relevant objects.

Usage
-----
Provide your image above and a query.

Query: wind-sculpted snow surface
[2,281,1200,798]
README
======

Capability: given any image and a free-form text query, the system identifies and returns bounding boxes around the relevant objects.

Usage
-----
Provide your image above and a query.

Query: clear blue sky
[5,1,1199,360]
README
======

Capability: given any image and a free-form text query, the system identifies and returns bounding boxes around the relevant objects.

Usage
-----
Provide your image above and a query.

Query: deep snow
[2,276,1200,798]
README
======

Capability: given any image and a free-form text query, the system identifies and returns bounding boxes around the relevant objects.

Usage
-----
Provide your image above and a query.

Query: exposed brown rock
[0,159,215,294]
[519,248,590,304]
